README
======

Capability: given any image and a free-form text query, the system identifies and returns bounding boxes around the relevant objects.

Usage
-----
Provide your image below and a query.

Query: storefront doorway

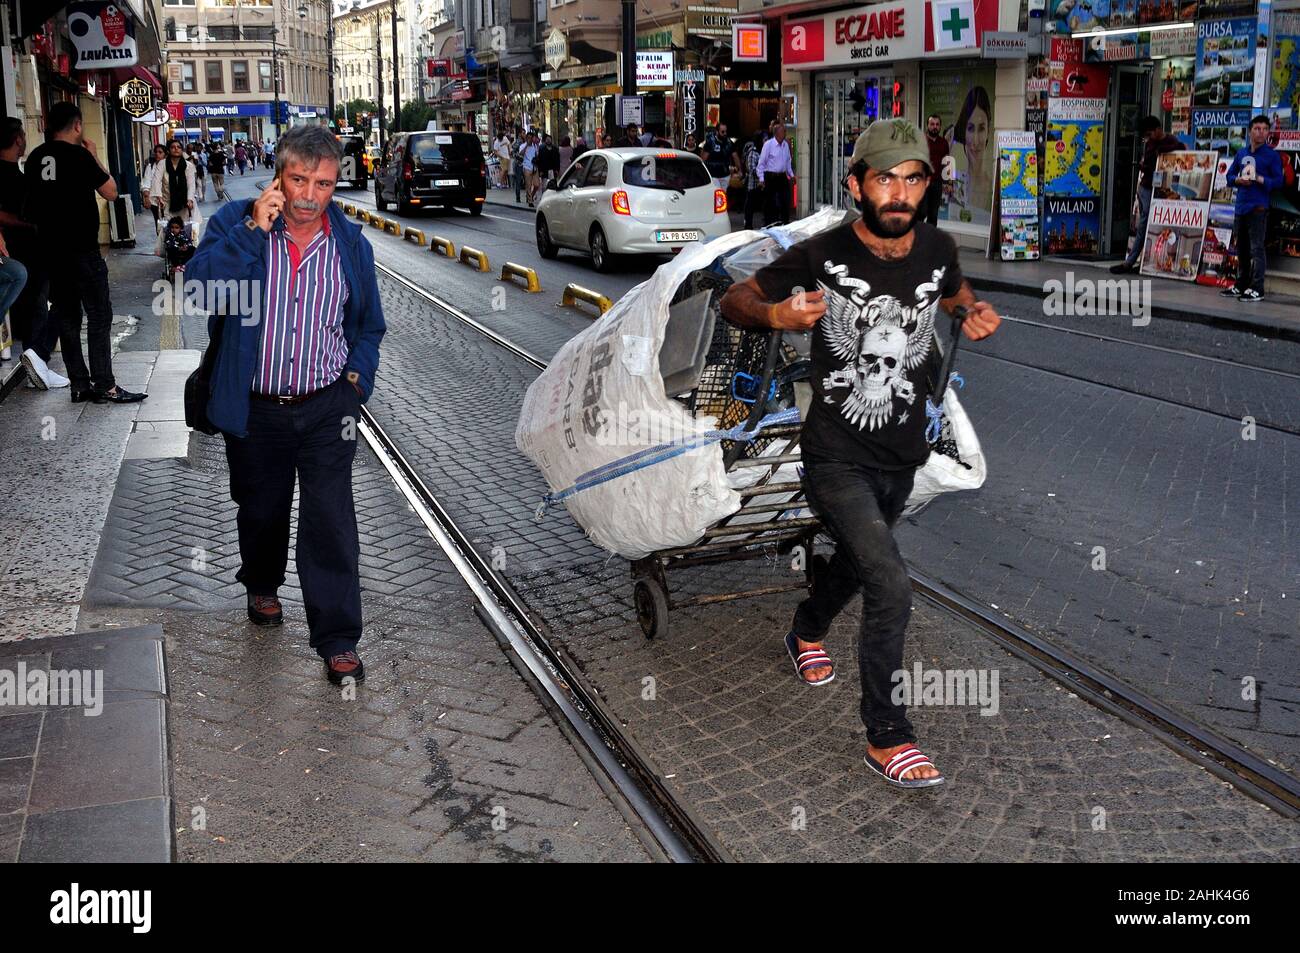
[814,71,898,210]
[1104,64,1153,257]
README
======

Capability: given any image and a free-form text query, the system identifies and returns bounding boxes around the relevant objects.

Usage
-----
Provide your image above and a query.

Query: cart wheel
[633,579,670,640]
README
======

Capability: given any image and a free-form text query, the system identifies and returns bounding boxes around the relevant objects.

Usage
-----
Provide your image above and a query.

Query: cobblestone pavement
[360,275,1300,860]
[77,448,650,863]
[367,265,1299,774]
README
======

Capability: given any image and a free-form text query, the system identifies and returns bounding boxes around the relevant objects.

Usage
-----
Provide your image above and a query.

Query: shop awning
[540,75,618,100]
[111,65,163,91]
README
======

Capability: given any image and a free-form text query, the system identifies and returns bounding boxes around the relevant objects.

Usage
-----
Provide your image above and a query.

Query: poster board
[994,130,1041,260]
[1140,150,1217,280]
[1193,19,1257,109]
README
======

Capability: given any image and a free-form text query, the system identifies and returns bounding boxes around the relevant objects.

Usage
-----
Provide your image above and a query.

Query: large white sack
[516,230,767,560]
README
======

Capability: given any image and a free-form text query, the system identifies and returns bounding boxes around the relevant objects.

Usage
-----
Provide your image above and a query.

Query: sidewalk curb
[966,273,1300,343]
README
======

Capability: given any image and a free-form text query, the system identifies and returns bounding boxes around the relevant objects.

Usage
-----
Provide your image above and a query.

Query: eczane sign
[782,2,921,70]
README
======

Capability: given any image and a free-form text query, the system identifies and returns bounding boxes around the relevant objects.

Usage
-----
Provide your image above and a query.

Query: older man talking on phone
[186,124,385,686]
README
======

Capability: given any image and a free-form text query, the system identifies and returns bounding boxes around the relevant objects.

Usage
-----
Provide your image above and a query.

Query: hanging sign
[117,75,153,117]
[67,2,138,68]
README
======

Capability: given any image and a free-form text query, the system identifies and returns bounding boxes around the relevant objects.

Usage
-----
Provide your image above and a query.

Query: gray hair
[274,125,343,178]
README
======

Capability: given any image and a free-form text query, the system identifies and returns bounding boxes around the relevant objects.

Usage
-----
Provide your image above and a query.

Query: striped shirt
[252,216,350,397]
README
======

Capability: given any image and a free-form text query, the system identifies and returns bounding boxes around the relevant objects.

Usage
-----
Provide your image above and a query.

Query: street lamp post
[352,1,400,149]
[271,25,283,139]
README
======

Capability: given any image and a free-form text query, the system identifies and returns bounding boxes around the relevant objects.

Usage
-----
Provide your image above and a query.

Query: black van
[336,134,369,189]
[374,131,487,216]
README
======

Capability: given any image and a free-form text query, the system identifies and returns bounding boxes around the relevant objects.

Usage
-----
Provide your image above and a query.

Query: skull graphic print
[819,262,948,431]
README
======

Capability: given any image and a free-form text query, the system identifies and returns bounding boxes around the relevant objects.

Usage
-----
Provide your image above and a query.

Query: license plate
[656,230,701,243]
[435,178,459,187]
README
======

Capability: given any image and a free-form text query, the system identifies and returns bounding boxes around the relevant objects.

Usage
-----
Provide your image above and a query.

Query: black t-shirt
[208,150,226,174]
[0,159,33,259]
[705,134,734,176]
[754,220,963,470]
[25,140,109,253]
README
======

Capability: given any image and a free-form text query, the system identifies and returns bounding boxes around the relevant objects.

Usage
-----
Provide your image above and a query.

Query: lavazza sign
[783,1,922,69]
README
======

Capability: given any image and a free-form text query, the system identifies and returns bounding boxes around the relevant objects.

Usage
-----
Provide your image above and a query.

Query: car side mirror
[546,179,560,191]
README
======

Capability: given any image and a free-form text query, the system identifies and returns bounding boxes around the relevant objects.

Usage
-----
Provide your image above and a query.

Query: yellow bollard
[403,227,427,247]
[370,215,388,230]
[500,262,542,293]
[429,235,455,258]
[383,220,402,235]
[458,245,490,272]
[561,283,613,316]
[343,203,357,215]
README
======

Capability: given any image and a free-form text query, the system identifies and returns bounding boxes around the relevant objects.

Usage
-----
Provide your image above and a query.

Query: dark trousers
[791,459,918,748]
[1232,208,1268,293]
[42,250,115,392]
[763,173,791,226]
[923,180,943,226]
[743,187,762,229]
[224,377,363,659]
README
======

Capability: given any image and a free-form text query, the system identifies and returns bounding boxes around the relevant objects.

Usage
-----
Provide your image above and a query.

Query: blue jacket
[1225,142,1282,215]
[186,200,385,438]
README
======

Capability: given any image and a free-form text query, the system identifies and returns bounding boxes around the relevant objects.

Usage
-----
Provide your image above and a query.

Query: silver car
[534,148,731,272]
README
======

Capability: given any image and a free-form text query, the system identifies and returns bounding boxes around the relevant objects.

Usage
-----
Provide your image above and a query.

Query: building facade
[163,0,331,141]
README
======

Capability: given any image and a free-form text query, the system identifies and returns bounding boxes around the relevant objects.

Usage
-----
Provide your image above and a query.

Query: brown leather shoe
[325,651,365,685]
[246,594,283,626]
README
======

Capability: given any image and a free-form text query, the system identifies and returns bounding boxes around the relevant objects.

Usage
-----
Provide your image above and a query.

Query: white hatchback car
[535,148,731,272]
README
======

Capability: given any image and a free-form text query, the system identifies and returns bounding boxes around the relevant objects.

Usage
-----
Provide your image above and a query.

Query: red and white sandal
[784,632,835,686]
[865,744,945,789]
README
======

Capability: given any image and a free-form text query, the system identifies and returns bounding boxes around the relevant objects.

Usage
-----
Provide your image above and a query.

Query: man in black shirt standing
[0,119,64,386]
[24,102,144,403]
[1111,116,1182,274]
[721,119,1001,788]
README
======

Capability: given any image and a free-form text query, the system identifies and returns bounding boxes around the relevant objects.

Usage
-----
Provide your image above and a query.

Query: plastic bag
[902,384,986,517]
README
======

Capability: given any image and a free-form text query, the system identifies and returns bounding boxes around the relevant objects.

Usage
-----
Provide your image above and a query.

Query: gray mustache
[291,199,320,212]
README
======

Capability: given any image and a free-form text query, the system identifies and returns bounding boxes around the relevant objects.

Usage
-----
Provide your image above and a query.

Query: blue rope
[924,373,965,444]
[534,407,801,521]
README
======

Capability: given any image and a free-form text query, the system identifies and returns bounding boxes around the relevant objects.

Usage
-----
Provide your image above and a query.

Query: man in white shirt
[756,122,795,225]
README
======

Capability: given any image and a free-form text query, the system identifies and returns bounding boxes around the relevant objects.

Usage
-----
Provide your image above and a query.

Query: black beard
[860,197,918,238]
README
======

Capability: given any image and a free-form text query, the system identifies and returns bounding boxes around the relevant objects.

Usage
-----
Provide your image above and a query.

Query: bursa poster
[1194,18,1258,108]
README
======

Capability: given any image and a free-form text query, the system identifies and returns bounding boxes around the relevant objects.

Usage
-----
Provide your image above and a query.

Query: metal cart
[630,267,822,640]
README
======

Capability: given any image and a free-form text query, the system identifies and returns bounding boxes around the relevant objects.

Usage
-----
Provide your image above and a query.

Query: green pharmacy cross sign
[941,8,970,42]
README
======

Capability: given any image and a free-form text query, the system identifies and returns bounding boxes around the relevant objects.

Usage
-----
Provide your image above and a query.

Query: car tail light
[714,188,727,213]
[402,158,414,181]
[479,160,487,177]
[611,190,631,215]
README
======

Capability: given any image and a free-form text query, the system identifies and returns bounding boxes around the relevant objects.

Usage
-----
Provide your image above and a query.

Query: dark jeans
[1233,208,1268,293]
[923,179,943,226]
[791,459,918,748]
[763,173,791,226]
[12,252,49,356]
[42,250,115,391]
[224,377,363,659]
[1123,186,1153,267]
[743,187,762,229]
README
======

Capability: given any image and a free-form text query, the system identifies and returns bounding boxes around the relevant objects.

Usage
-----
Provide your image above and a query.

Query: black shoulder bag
[184,312,224,435]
